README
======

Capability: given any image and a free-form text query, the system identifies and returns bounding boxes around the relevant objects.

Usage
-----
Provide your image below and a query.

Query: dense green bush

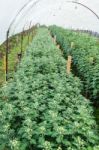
[0,28,98,150]
[49,26,99,101]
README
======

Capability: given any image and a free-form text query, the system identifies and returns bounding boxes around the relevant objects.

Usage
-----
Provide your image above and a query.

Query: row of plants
[0,26,37,85]
[0,28,98,150]
[49,26,99,102]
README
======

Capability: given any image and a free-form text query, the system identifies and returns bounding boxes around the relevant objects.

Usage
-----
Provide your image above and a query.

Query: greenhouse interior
[0,0,99,149]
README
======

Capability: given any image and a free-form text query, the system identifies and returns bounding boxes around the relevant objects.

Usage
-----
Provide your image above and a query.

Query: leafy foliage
[49,26,99,101]
[0,26,37,85]
[0,28,98,150]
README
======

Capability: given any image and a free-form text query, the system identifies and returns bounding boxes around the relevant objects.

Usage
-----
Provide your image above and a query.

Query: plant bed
[0,28,98,150]
[49,26,99,102]
[0,26,37,85]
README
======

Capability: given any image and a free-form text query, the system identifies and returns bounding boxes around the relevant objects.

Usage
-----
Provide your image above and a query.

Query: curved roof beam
[8,0,99,36]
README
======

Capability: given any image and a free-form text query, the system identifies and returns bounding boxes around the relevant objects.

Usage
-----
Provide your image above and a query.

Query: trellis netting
[0,0,99,44]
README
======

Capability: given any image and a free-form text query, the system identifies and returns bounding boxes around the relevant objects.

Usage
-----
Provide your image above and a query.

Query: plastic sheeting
[0,0,99,44]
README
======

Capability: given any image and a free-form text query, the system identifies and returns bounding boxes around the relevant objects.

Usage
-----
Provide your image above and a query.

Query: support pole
[21,28,24,56]
[3,56,6,82]
[6,30,9,81]
[32,26,34,38]
[67,56,72,74]
[28,21,32,45]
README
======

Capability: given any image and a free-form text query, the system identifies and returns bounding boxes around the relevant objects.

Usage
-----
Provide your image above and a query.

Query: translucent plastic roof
[0,0,99,44]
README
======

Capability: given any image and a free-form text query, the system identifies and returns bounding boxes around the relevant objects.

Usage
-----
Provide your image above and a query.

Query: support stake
[3,56,6,82]
[67,56,72,74]
[6,30,9,81]
[21,33,23,55]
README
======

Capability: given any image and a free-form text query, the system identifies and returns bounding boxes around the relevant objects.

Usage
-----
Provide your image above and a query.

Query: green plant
[49,26,99,101]
[0,28,98,150]
[0,26,37,85]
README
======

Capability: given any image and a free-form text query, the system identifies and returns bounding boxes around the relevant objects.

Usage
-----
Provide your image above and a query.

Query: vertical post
[28,29,30,45]
[28,21,32,45]
[21,28,24,56]
[71,42,75,49]
[3,56,6,82]
[6,30,9,81]
[32,26,34,38]
[57,44,60,49]
[54,35,56,44]
[67,56,72,74]
[66,42,74,74]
